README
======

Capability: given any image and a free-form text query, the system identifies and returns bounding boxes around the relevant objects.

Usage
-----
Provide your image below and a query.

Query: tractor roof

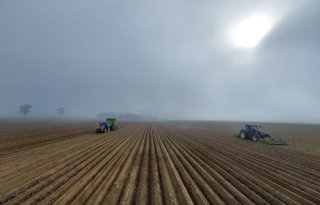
[106,118,116,121]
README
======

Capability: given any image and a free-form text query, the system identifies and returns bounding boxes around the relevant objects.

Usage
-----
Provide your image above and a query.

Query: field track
[1,121,320,205]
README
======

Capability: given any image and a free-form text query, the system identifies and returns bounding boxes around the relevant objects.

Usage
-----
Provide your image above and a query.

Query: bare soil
[0,120,319,204]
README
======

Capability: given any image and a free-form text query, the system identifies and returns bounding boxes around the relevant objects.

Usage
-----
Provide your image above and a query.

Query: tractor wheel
[239,130,247,139]
[253,135,261,142]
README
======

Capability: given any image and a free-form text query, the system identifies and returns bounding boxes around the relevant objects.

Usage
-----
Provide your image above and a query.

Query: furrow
[5,128,134,205]
[27,128,139,205]
[155,129,194,205]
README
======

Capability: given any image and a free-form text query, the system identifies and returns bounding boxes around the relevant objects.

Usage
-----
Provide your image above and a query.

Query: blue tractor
[238,124,287,145]
[96,122,111,133]
[239,124,270,141]
[96,118,117,133]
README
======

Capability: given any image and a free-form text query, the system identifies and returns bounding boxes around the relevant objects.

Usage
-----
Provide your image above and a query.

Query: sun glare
[232,15,272,48]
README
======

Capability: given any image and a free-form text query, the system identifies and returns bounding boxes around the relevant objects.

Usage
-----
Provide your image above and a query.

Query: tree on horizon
[57,107,65,116]
[18,104,32,119]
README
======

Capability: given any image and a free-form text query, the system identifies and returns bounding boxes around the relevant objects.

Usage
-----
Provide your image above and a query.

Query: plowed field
[1,121,320,205]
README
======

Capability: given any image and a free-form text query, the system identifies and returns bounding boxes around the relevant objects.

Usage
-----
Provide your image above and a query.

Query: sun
[232,15,272,48]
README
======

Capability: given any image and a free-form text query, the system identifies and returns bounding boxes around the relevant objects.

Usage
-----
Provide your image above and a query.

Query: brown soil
[0,120,319,204]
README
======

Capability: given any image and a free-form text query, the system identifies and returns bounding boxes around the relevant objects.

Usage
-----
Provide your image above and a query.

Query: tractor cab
[245,124,261,134]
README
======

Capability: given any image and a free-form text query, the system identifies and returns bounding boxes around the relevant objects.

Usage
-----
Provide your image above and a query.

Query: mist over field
[1,0,320,123]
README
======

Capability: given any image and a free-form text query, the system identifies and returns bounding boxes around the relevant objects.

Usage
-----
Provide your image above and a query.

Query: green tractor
[96,118,117,133]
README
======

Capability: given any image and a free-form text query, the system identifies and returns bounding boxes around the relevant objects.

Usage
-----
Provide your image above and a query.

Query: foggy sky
[1,0,320,123]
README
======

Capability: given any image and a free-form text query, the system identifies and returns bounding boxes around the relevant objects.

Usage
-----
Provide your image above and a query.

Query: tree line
[18,104,65,119]
[97,112,158,121]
